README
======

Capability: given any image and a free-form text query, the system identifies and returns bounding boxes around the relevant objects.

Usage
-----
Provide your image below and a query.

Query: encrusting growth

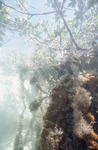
[41,73,98,150]
[71,87,92,138]
[41,75,75,150]
[72,86,98,150]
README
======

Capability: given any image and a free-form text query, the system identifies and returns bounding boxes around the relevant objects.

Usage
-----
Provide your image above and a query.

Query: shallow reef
[12,44,98,150]
[41,73,98,150]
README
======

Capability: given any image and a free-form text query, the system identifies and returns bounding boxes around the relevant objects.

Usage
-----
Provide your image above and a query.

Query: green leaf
[68,0,76,8]
[87,0,98,9]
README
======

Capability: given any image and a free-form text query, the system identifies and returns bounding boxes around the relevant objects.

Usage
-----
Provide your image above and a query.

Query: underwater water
[0,67,23,149]
[0,65,54,150]
[0,44,98,150]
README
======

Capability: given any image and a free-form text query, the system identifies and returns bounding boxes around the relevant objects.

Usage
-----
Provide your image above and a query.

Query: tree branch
[25,0,42,13]
[53,0,91,51]
[1,1,56,16]
[61,0,65,9]
[18,0,29,13]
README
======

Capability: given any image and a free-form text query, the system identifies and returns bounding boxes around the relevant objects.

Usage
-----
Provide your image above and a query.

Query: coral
[86,112,95,124]
[73,115,91,139]
[73,108,98,149]
[40,72,98,150]
[72,78,98,150]
[88,141,98,150]
[72,87,93,140]
[79,75,98,150]
[87,129,98,150]
[72,87,92,111]
[41,75,74,150]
